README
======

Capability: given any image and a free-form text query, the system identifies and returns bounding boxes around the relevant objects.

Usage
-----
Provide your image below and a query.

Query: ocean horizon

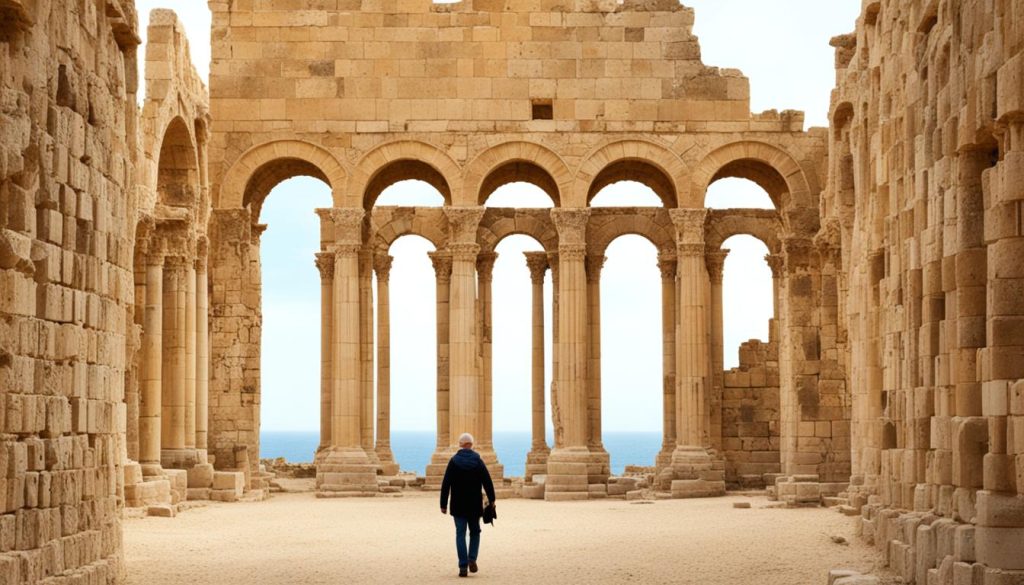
[260,430,663,477]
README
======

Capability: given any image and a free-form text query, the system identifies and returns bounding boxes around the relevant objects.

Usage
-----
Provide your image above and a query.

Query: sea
[260,430,663,477]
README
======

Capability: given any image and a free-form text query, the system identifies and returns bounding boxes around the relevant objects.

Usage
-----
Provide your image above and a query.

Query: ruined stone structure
[0,0,1021,583]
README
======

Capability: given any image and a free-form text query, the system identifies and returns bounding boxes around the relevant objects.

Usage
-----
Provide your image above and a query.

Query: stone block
[187,464,215,488]
[976,526,1024,570]
[186,488,211,501]
[212,471,245,495]
[146,505,175,518]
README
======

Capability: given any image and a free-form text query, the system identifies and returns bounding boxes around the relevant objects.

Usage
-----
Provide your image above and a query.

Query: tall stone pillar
[475,251,503,479]
[315,252,335,454]
[547,251,560,448]
[585,254,610,484]
[425,251,453,488]
[358,247,379,468]
[444,208,486,448]
[668,208,725,498]
[373,253,399,476]
[316,208,378,496]
[140,252,165,477]
[705,250,729,455]
[195,242,210,453]
[524,252,550,481]
[546,208,592,501]
[655,253,678,472]
[161,255,193,467]
[184,261,198,451]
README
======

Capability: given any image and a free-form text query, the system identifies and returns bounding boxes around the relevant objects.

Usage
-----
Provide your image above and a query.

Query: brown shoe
[459,567,468,577]
[469,561,478,573]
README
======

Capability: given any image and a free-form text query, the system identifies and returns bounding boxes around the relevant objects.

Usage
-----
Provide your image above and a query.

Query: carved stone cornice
[332,242,363,259]
[705,250,729,284]
[443,207,486,244]
[549,208,591,246]
[657,253,677,280]
[669,208,708,246]
[677,243,705,257]
[373,254,393,282]
[429,251,453,284]
[315,252,335,281]
[524,252,549,285]
[585,254,606,283]
[764,253,785,278]
[557,243,587,262]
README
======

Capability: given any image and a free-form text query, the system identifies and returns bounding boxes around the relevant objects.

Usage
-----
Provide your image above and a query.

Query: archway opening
[489,234,553,477]
[705,178,776,210]
[381,234,439,474]
[367,160,450,208]
[480,161,558,207]
[589,160,671,207]
[720,235,773,368]
[156,117,199,208]
[258,176,333,463]
[600,235,663,474]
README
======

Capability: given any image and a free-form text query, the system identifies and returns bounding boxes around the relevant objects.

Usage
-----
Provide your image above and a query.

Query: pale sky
[137,1,862,433]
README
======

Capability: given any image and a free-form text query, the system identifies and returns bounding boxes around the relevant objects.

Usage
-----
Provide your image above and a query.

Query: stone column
[195,242,210,454]
[546,208,592,501]
[140,251,164,477]
[547,251,560,448]
[765,253,784,341]
[524,252,550,481]
[184,260,198,452]
[585,254,610,484]
[668,208,725,498]
[315,252,335,454]
[444,208,486,448]
[476,251,503,478]
[425,251,453,488]
[373,253,399,476]
[317,208,378,496]
[161,255,190,467]
[706,250,729,455]
[655,253,678,473]
[359,247,379,468]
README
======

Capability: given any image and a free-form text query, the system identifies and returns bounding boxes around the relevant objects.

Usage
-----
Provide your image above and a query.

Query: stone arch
[477,210,558,253]
[586,210,676,257]
[572,139,687,208]
[688,141,813,212]
[156,116,200,208]
[464,141,572,207]
[371,209,448,254]
[217,140,347,215]
[349,140,462,209]
[704,211,784,255]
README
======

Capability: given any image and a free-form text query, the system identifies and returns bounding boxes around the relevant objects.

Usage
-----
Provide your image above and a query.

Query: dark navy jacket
[440,448,496,519]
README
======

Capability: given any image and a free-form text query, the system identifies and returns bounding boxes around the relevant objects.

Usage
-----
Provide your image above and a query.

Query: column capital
[476,251,498,282]
[550,208,591,245]
[443,207,485,244]
[448,242,480,262]
[429,250,453,284]
[764,253,785,277]
[331,242,363,259]
[657,252,678,280]
[163,254,190,272]
[585,254,606,283]
[315,252,336,281]
[323,207,365,245]
[705,250,729,284]
[557,244,587,262]
[524,252,549,285]
[669,208,708,246]
[782,237,815,272]
[373,253,393,282]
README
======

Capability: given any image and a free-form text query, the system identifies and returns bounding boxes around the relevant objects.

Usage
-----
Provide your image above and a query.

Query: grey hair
[458,433,474,447]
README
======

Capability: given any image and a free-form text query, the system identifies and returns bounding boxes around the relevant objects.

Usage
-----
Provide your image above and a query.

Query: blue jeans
[453,515,481,568]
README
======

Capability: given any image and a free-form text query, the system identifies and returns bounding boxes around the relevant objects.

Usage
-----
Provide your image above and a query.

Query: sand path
[124,492,890,585]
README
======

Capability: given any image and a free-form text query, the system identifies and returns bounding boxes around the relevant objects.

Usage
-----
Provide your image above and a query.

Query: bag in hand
[482,497,497,525]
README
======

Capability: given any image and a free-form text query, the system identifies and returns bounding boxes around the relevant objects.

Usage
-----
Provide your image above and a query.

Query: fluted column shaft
[184,262,197,450]
[162,256,188,451]
[672,210,710,447]
[331,241,363,448]
[586,255,605,450]
[550,210,590,449]
[449,242,481,443]
[195,249,210,452]
[547,251,560,446]
[140,255,164,473]
[657,254,678,462]
[706,250,729,453]
[525,253,550,453]
[430,252,453,449]
[374,254,396,470]
[359,248,378,464]
[477,252,497,452]
[315,252,335,451]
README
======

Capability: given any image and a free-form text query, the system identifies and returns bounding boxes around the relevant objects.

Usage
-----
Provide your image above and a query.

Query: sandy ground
[124,492,891,585]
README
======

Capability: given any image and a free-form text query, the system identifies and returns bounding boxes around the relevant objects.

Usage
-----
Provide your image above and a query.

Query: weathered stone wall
[721,338,781,488]
[826,0,1024,580]
[0,0,140,581]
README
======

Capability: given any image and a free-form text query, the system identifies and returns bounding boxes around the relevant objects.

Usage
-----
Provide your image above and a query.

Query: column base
[654,441,676,490]
[525,445,550,482]
[423,445,456,490]
[315,447,379,496]
[586,444,611,484]
[374,444,400,476]
[476,444,504,482]
[544,447,591,501]
[161,448,204,470]
[667,445,725,498]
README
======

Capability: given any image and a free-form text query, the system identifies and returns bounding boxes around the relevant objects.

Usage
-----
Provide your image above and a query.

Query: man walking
[440,433,496,578]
